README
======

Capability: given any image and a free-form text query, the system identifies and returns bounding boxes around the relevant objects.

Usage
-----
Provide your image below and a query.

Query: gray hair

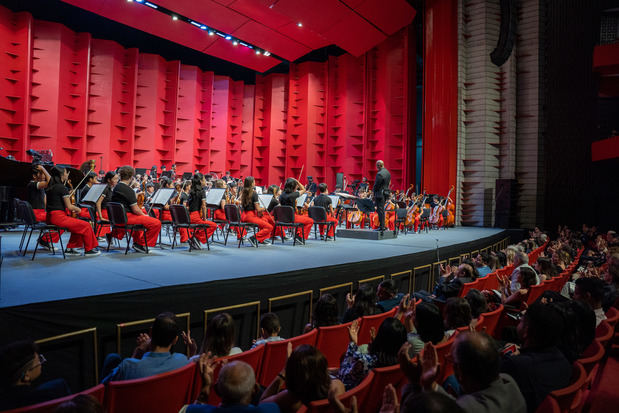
[376,160,384,168]
[515,251,529,265]
[216,361,255,404]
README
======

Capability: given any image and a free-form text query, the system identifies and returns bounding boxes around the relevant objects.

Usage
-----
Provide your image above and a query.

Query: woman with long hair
[185,173,218,249]
[198,313,242,358]
[95,171,119,240]
[46,166,99,256]
[278,178,314,243]
[240,176,273,246]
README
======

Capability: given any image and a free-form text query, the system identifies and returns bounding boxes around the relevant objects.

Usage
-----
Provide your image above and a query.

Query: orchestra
[20,157,456,257]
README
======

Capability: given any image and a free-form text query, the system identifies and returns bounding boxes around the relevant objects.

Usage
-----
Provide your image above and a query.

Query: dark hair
[47,166,67,187]
[241,176,256,210]
[350,284,380,318]
[283,178,297,193]
[444,298,472,330]
[479,251,491,265]
[260,312,281,336]
[54,394,103,413]
[378,279,397,297]
[575,277,605,304]
[313,294,339,328]
[402,391,465,413]
[0,340,38,388]
[151,312,179,348]
[318,183,327,193]
[522,301,565,348]
[465,289,487,319]
[462,259,479,279]
[453,332,500,389]
[368,317,407,367]
[189,173,204,206]
[103,171,117,185]
[536,257,557,278]
[553,300,595,363]
[267,185,280,195]
[201,313,236,358]
[518,267,537,289]
[414,302,445,344]
[118,166,134,181]
[495,251,507,267]
[285,345,330,405]
[86,172,97,182]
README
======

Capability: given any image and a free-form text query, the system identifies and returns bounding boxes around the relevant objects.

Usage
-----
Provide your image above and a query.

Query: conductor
[373,160,391,232]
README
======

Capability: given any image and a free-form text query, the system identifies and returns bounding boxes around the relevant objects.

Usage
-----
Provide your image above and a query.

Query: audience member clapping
[342,284,382,323]
[305,293,339,332]
[199,313,242,358]
[443,298,473,338]
[402,298,446,357]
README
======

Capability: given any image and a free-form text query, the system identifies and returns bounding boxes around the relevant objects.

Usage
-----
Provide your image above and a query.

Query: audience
[0,340,70,410]
[509,251,539,291]
[199,313,242,358]
[474,252,493,278]
[500,266,537,308]
[404,300,446,356]
[443,298,472,337]
[602,253,619,311]
[554,299,595,363]
[574,276,607,326]
[414,263,475,302]
[342,284,381,323]
[464,289,487,327]
[376,279,404,312]
[534,257,557,281]
[252,313,284,349]
[305,293,339,332]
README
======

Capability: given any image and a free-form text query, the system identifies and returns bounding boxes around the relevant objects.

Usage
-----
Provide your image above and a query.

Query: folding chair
[223,204,258,248]
[272,205,305,245]
[18,200,66,260]
[169,204,210,251]
[106,202,148,255]
[307,206,336,241]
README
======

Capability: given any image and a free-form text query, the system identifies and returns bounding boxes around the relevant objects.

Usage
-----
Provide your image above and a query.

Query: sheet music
[81,184,107,203]
[150,188,175,205]
[296,193,308,207]
[328,195,339,209]
[205,188,226,206]
[255,186,263,194]
[258,194,273,210]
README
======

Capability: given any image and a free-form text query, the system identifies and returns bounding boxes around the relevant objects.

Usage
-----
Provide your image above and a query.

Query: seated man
[399,331,526,413]
[182,359,279,412]
[252,312,284,349]
[376,279,404,312]
[510,251,540,291]
[474,251,493,278]
[0,340,70,410]
[414,264,475,303]
[574,276,607,326]
[102,312,189,383]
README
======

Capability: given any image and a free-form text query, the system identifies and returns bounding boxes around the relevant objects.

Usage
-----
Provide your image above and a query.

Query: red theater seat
[363,364,405,413]
[4,384,105,413]
[547,362,587,413]
[577,339,605,387]
[316,322,353,369]
[258,328,318,386]
[304,370,374,413]
[357,307,397,345]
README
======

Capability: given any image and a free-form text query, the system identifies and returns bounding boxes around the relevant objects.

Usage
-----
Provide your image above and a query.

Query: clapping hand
[346,292,355,309]
[419,342,440,391]
[379,384,400,413]
[136,332,151,352]
[348,319,360,345]
[181,330,198,357]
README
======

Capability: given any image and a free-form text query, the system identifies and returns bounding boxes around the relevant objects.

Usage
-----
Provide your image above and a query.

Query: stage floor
[0,226,504,309]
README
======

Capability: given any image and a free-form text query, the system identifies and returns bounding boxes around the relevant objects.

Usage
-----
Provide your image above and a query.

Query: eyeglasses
[29,354,46,370]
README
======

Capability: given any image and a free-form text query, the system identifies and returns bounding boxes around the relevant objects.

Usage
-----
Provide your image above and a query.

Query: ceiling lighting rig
[127,0,279,61]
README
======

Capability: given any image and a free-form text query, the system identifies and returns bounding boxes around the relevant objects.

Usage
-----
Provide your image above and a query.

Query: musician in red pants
[95,171,118,238]
[27,164,61,248]
[240,176,273,246]
[111,166,162,253]
[185,173,218,249]
[45,166,99,256]
[279,178,314,243]
[311,183,338,240]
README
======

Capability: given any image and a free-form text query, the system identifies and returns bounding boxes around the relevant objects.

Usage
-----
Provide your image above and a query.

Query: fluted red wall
[0,5,419,190]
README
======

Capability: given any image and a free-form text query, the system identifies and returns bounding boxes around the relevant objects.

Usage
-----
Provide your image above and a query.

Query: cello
[429,185,454,226]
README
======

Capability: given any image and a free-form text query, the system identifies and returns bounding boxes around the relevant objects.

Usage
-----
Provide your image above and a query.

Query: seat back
[105,363,195,413]
[435,336,455,383]
[306,370,375,413]
[526,282,547,306]
[364,364,405,413]
[106,202,128,226]
[396,208,408,220]
[478,304,503,337]
[316,322,353,369]
[595,320,613,348]
[4,384,105,413]
[484,272,500,290]
[258,329,319,386]
[170,204,191,226]
[535,394,561,413]
[577,339,605,386]
[273,205,295,224]
[358,308,397,345]
[307,206,327,222]
[604,306,619,330]
[224,204,241,223]
[458,279,480,297]
[19,200,38,226]
[548,362,587,413]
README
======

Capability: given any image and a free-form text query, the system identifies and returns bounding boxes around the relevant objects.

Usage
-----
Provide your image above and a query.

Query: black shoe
[39,239,51,251]
[84,248,101,256]
[295,235,304,244]
[248,236,258,247]
[64,248,81,256]
[189,237,201,250]
[320,235,325,240]
[133,244,147,253]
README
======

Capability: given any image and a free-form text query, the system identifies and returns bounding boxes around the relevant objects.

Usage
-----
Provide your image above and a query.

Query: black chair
[419,208,431,233]
[169,204,210,252]
[18,200,66,260]
[307,206,335,241]
[149,205,173,247]
[81,203,110,238]
[394,208,408,235]
[106,202,148,254]
[223,204,258,248]
[441,209,450,230]
[271,205,305,246]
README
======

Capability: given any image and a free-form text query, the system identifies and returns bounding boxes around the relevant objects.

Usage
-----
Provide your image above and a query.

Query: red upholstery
[363,364,405,413]
[358,307,397,345]
[484,272,499,290]
[596,321,614,348]
[548,362,587,413]
[458,278,481,298]
[4,384,105,413]
[604,307,619,330]
[526,282,547,306]
[316,322,353,369]
[478,304,503,338]
[257,329,318,386]
[536,394,561,413]
[577,340,605,387]
[434,336,455,384]
[305,370,374,413]
[587,355,619,413]
[104,362,196,413]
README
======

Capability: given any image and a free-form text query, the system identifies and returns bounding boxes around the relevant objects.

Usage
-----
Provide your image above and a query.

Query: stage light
[200,25,207,30]
[190,21,201,28]
[297,22,303,27]
[144,1,158,8]
[264,51,271,57]
[135,0,143,3]
[127,0,133,3]
[233,40,239,46]
[225,35,232,40]
[172,15,178,21]
[255,50,261,55]
[208,30,215,36]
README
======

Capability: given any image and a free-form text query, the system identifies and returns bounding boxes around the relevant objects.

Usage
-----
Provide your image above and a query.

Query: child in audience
[198,313,242,358]
[252,313,285,348]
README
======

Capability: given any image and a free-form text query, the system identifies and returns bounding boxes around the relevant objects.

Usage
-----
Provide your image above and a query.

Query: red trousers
[189,211,217,244]
[213,209,227,229]
[33,209,61,243]
[113,213,161,247]
[294,214,314,239]
[241,210,273,242]
[261,213,284,238]
[47,210,98,251]
[319,213,338,237]
[370,212,396,231]
[97,209,111,236]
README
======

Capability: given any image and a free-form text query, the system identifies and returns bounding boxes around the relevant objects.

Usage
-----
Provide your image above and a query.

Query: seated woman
[278,178,314,243]
[212,179,228,228]
[342,284,382,323]
[45,166,100,256]
[535,257,558,281]
[443,297,473,338]
[95,171,119,241]
[404,301,447,357]
[261,345,344,412]
[196,313,242,359]
[240,176,273,246]
[499,266,537,309]
[304,293,339,332]
[185,173,218,249]
[337,317,407,390]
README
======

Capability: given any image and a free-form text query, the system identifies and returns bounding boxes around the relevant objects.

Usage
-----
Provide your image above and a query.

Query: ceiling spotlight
[232,40,239,46]
[225,35,232,40]
[200,25,207,30]
[264,51,271,57]
[208,30,214,36]
[127,0,133,2]
[297,22,303,27]
[255,50,261,55]
[172,15,178,21]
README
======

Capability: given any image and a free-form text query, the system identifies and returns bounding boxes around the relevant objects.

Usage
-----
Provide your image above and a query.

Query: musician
[170,164,177,180]
[179,180,191,205]
[45,166,99,256]
[240,176,273,246]
[279,178,314,243]
[27,164,59,249]
[373,160,391,232]
[144,183,155,202]
[186,173,218,249]
[152,177,176,222]
[223,171,231,182]
[306,176,317,195]
[266,185,280,213]
[312,183,338,240]
[95,171,118,240]
[212,179,228,226]
[259,185,285,240]
[78,172,98,202]
[111,166,162,253]
[359,177,369,192]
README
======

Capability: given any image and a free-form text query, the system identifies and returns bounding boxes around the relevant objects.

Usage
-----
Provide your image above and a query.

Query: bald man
[373,160,391,232]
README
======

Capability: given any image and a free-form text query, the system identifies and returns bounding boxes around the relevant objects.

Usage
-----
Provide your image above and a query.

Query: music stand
[149,188,175,207]
[258,194,273,210]
[81,184,107,205]
[182,172,192,180]
[135,168,147,176]
[205,188,226,207]
[328,195,340,210]
[296,194,308,208]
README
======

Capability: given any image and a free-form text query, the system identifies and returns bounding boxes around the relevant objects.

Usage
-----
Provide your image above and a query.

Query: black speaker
[490,0,517,66]
[336,173,344,190]
[495,178,518,228]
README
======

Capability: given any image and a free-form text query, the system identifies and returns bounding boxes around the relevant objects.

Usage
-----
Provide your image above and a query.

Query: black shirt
[243,192,259,211]
[267,196,280,213]
[279,191,300,207]
[188,190,205,213]
[313,194,332,212]
[180,191,189,205]
[100,186,113,208]
[46,183,70,211]
[27,181,45,209]
[112,182,138,211]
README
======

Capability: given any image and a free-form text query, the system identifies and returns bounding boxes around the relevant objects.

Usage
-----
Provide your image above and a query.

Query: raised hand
[420,342,440,390]
[398,342,421,383]
[348,319,360,345]
[136,332,151,352]
[346,292,355,309]
[181,330,198,357]
[379,384,400,413]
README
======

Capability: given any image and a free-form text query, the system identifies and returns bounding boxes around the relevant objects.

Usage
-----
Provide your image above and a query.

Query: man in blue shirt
[475,252,493,278]
[376,279,405,312]
[102,312,189,383]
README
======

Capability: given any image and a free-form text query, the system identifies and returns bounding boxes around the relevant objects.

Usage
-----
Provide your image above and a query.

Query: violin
[429,185,454,225]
